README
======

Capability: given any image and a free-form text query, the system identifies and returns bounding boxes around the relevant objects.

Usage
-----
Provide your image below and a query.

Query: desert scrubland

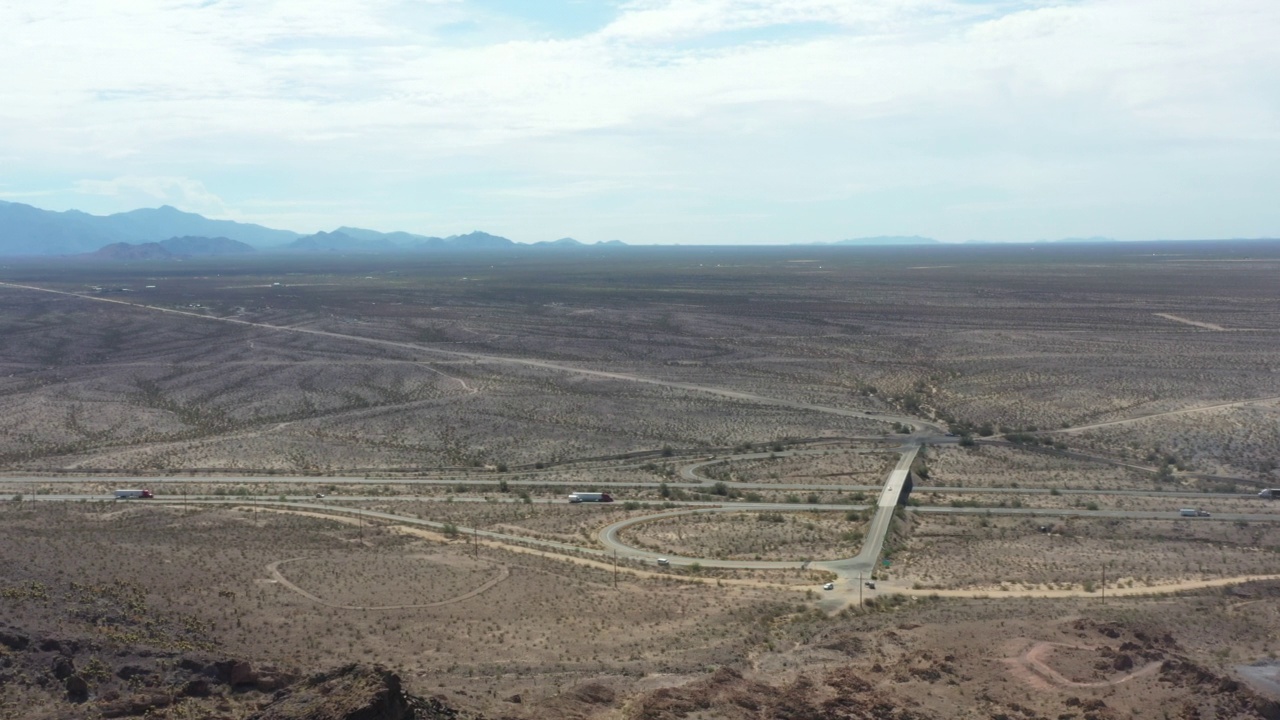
[619,509,871,561]
[0,243,1276,477]
[3,242,1280,718]
[893,511,1280,590]
[3,502,1280,719]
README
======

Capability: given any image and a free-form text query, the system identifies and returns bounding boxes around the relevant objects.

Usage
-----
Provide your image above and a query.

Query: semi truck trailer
[568,492,613,503]
[114,489,154,499]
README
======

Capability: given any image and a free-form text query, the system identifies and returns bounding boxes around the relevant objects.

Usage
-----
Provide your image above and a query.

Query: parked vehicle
[657,558,670,566]
[822,582,834,591]
[114,489,153,499]
[1259,489,1279,499]
[865,581,876,590]
[568,492,613,503]
[1179,508,1210,517]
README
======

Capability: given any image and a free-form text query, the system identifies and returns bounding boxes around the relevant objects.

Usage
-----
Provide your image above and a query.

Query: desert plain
[2,241,1280,718]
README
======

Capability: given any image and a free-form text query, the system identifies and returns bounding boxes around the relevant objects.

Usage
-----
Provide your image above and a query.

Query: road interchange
[3,279,1278,598]
[13,438,1279,596]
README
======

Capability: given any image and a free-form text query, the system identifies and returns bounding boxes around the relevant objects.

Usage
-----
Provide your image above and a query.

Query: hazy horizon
[2,1,1277,244]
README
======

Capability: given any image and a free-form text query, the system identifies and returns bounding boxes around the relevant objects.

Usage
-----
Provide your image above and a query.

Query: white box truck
[1179,508,1210,517]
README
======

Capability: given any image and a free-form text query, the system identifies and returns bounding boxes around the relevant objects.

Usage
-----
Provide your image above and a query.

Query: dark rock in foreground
[248,663,465,720]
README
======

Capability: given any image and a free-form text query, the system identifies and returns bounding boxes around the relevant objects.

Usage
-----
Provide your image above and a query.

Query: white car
[822,582,835,591]
[657,558,670,566]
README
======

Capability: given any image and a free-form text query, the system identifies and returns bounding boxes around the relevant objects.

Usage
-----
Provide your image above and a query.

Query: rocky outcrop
[0,619,468,720]
[623,666,938,720]
[248,664,413,720]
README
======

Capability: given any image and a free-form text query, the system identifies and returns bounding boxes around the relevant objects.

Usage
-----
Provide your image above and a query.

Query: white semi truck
[568,492,613,503]
[1179,508,1210,517]
[115,489,154,499]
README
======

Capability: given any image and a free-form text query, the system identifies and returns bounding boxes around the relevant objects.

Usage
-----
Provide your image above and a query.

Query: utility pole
[613,549,618,589]
[473,526,478,557]
[858,571,863,608]
[1101,564,1106,603]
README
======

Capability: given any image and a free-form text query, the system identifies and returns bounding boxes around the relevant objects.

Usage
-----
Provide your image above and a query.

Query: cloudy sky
[1,0,1277,243]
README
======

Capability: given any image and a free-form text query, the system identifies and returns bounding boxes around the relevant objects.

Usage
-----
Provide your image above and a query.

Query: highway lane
[0,474,880,489]
[23,493,1280,585]
[24,493,1280,524]
[3,476,1264,501]
[677,447,897,482]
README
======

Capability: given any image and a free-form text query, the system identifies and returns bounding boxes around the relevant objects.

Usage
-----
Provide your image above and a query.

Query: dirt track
[243,506,813,592]
[1050,395,1280,434]
[889,574,1280,599]
[266,556,510,611]
[1006,641,1161,691]
[245,506,1280,604]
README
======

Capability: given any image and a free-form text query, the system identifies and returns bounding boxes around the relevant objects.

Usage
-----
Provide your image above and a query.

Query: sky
[1,0,1277,244]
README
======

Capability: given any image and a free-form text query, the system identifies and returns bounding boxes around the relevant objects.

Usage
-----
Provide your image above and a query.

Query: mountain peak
[831,235,939,246]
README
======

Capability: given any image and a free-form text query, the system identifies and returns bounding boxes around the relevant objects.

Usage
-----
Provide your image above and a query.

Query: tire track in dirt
[243,506,815,591]
[1153,313,1230,331]
[55,385,475,469]
[890,574,1280,599]
[1047,395,1280,435]
[1006,641,1161,691]
[266,557,510,610]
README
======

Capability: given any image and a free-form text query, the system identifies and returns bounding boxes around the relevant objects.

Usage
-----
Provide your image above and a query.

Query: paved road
[25,490,1280,591]
[25,493,1280,524]
[7,280,1280,599]
[5,476,1262,501]
[597,507,813,570]
[677,447,896,482]
[849,445,917,563]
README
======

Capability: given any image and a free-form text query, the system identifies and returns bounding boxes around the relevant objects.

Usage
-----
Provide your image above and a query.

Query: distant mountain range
[1038,236,1117,244]
[0,201,297,255]
[8,199,1259,258]
[87,236,257,261]
[0,200,630,257]
[827,236,941,246]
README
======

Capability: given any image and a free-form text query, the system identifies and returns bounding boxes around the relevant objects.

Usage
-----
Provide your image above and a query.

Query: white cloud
[598,0,976,43]
[74,176,231,216]
[0,0,1276,240]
